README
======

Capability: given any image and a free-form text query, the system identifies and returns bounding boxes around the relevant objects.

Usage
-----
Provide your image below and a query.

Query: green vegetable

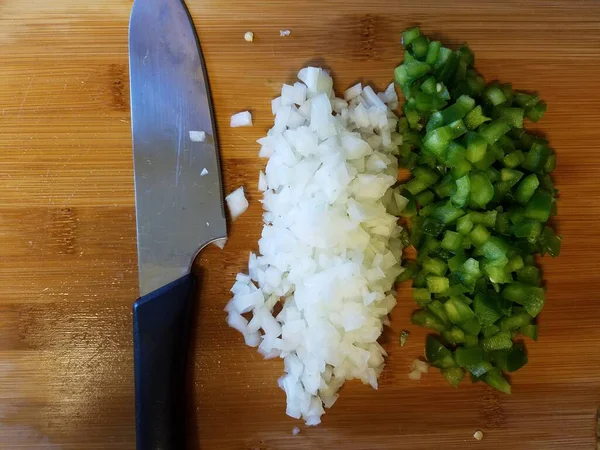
[395,27,559,393]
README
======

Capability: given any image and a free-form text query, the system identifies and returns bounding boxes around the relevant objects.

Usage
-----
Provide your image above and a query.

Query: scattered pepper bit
[400,329,410,347]
[473,430,484,441]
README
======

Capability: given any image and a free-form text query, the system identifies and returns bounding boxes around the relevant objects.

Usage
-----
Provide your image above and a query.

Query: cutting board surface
[1,0,600,448]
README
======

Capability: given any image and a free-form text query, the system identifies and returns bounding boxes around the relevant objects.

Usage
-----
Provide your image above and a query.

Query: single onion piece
[200,168,208,176]
[230,111,253,127]
[244,31,254,42]
[189,130,206,142]
[408,369,422,381]
[412,359,430,374]
[225,186,249,220]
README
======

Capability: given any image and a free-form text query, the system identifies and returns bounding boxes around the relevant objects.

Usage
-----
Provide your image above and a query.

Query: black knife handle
[133,273,196,450]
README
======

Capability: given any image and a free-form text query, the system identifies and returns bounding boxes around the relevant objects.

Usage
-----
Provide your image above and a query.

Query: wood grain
[1,0,600,448]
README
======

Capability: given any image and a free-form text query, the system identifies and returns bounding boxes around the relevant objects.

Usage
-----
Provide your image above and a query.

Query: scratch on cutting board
[17,75,35,118]
[175,100,183,186]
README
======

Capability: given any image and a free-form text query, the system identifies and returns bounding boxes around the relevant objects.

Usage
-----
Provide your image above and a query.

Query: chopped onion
[225,187,248,220]
[279,29,291,37]
[230,111,253,127]
[408,369,422,381]
[292,427,300,436]
[473,430,484,441]
[412,359,430,374]
[244,31,254,42]
[344,82,362,101]
[189,130,206,142]
[258,170,268,191]
[226,67,405,426]
[200,168,208,176]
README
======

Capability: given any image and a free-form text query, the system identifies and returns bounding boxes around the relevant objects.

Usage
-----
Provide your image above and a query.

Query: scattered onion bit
[189,130,206,142]
[408,369,422,381]
[279,29,291,37]
[244,31,254,42]
[230,111,253,128]
[473,430,484,441]
[412,359,429,374]
[292,427,300,436]
[225,186,248,221]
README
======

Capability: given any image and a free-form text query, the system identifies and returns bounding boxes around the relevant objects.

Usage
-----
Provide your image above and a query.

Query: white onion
[200,168,208,177]
[244,31,254,42]
[189,130,206,142]
[408,369,422,381]
[225,187,248,221]
[230,111,253,127]
[226,67,404,426]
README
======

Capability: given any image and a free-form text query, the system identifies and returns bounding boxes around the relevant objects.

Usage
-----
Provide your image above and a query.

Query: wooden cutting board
[1,0,600,448]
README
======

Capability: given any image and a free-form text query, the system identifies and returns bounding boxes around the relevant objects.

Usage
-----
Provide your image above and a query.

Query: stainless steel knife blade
[129,0,226,297]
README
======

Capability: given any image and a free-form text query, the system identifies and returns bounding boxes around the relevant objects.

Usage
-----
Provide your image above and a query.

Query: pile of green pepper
[393,27,561,393]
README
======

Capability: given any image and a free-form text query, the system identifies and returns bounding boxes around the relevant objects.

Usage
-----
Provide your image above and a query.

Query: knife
[128,0,226,448]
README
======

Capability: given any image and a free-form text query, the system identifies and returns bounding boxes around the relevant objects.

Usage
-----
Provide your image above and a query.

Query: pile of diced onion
[225,67,407,425]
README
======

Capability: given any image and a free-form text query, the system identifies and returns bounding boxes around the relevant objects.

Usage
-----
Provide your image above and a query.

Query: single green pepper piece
[410,35,430,60]
[501,283,545,317]
[468,172,494,208]
[492,344,528,373]
[516,266,541,286]
[425,335,456,368]
[425,41,442,65]
[483,324,501,338]
[484,84,507,106]
[421,76,438,95]
[468,361,494,378]
[445,142,467,167]
[519,324,538,341]
[483,367,512,394]
[435,174,456,198]
[441,230,464,252]
[448,253,467,272]
[394,61,431,87]
[539,226,562,257]
[455,346,484,367]
[513,219,542,243]
[476,237,510,261]
[458,318,482,336]
[442,367,466,387]
[411,310,448,332]
[502,150,525,168]
[515,174,540,204]
[427,300,451,326]
[463,334,479,348]
[465,132,488,163]
[413,165,441,186]
[500,168,524,186]
[416,190,435,207]
[405,178,429,196]
[451,159,472,179]
[456,214,474,235]
[479,119,511,145]
[526,101,547,122]
[430,202,465,224]
[444,297,476,324]
[544,154,557,173]
[497,106,525,128]
[464,105,491,130]
[452,257,482,288]
[482,331,513,352]
[440,95,476,124]
[474,293,503,326]
[514,92,539,109]
[401,27,421,47]
[412,287,432,306]
[524,190,553,222]
[442,326,466,344]
[523,142,551,172]
[500,312,532,331]
[422,257,448,276]
[450,175,470,207]
[470,224,490,247]
[469,210,498,227]
[427,276,450,293]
